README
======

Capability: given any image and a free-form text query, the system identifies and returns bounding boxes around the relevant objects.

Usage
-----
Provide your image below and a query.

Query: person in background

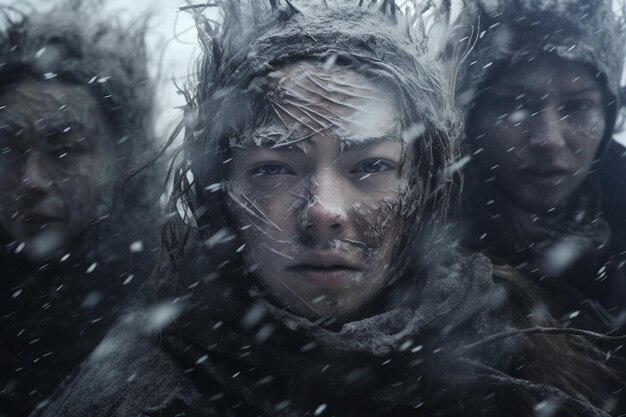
[33,1,622,416]
[455,0,626,336]
[0,3,160,416]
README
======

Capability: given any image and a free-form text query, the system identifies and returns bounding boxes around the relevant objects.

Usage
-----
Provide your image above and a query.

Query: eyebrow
[561,87,603,96]
[495,83,601,97]
[337,135,402,152]
[237,133,402,157]
[42,115,88,131]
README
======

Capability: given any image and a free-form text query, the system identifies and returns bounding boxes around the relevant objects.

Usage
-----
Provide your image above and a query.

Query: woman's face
[0,79,116,259]
[227,62,409,321]
[469,53,606,212]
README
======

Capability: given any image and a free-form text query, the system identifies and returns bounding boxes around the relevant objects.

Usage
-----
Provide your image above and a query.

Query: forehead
[0,78,101,122]
[236,61,401,150]
[492,53,603,95]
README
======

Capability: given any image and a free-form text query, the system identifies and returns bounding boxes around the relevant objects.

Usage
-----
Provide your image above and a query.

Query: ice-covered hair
[164,0,462,280]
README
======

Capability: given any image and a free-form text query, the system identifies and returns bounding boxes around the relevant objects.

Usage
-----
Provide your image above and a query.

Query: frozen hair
[163,0,462,285]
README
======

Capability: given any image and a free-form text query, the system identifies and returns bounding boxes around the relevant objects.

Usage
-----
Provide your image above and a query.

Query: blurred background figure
[0,2,160,416]
[455,0,626,336]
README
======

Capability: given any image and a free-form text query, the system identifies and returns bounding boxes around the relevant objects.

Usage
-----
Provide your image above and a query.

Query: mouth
[23,213,64,223]
[20,213,65,230]
[288,253,363,286]
[518,167,570,184]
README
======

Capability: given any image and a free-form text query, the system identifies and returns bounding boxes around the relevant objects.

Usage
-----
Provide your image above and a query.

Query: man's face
[470,53,606,212]
[227,62,408,321]
[0,79,116,259]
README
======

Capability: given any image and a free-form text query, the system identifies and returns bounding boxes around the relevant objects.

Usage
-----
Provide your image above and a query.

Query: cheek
[58,155,116,224]
[353,185,404,246]
[473,115,523,163]
[226,183,300,251]
[0,167,22,191]
[568,116,605,154]
[230,182,288,223]
[76,147,116,186]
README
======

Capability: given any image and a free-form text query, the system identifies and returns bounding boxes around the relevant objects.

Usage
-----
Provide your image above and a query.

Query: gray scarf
[157,252,533,416]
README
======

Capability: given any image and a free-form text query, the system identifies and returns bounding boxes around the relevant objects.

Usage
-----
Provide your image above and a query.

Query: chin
[510,186,569,213]
[518,196,567,213]
[297,297,361,323]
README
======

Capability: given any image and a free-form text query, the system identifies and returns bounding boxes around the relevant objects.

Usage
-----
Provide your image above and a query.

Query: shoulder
[31,312,203,417]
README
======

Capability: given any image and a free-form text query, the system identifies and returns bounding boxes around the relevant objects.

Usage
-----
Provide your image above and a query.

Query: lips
[288,252,363,287]
[22,213,64,223]
[518,166,571,185]
[20,213,66,233]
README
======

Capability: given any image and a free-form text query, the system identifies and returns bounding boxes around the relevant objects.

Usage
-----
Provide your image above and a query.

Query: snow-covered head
[454,0,626,211]
[168,0,461,320]
[0,3,156,260]
[457,0,625,122]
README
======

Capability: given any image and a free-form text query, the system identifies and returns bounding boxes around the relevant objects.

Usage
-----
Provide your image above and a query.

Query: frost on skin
[226,61,411,321]
[0,79,116,260]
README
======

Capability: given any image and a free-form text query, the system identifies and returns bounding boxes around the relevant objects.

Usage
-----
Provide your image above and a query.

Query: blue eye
[250,163,292,177]
[352,159,395,174]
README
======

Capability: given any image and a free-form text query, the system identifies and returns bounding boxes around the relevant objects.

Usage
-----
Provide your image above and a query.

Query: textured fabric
[164,252,516,415]
[0,225,155,417]
[30,253,528,417]
[31,249,623,417]
[461,163,626,334]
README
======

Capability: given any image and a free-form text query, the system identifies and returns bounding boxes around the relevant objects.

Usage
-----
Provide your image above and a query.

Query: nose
[299,174,348,239]
[528,106,567,150]
[22,152,52,195]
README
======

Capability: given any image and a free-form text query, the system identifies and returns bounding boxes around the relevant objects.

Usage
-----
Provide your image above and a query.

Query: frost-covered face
[470,54,606,212]
[227,62,408,321]
[0,79,116,260]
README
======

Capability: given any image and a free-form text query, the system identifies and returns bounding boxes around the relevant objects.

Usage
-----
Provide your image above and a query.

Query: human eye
[49,143,79,159]
[0,143,27,164]
[350,159,397,174]
[561,98,596,114]
[0,134,28,165]
[486,94,514,108]
[249,162,294,177]
[46,127,87,159]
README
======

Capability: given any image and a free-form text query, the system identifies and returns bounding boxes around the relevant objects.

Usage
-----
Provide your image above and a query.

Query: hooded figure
[0,4,160,416]
[32,1,623,417]
[454,0,626,335]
